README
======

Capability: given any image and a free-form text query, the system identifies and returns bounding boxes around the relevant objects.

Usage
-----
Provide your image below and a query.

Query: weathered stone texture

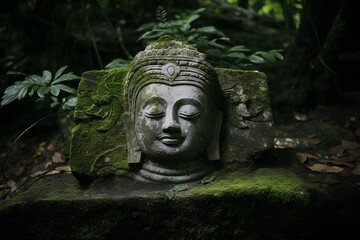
[70,67,274,180]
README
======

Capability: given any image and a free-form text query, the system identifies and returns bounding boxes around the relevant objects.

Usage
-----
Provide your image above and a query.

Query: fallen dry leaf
[304,137,321,145]
[45,170,61,176]
[294,112,307,121]
[30,170,48,178]
[34,142,46,156]
[52,152,64,163]
[296,152,318,164]
[341,140,360,150]
[55,165,71,172]
[6,180,17,192]
[337,156,357,162]
[30,160,52,175]
[307,163,344,173]
[326,160,354,168]
[328,144,344,156]
[46,144,55,151]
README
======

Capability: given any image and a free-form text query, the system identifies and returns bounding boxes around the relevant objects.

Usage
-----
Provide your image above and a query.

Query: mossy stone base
[70,67,273,181]
[1,167,360,240]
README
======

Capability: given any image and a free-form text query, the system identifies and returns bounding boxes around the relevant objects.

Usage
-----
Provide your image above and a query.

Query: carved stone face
[134,83,214,164]
[123,37,224,182]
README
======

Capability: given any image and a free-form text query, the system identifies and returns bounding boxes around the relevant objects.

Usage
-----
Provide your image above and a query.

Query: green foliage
[105,58,130,69]
[1,66,79,110]
[258,0,284,20]
[137,6,283,68]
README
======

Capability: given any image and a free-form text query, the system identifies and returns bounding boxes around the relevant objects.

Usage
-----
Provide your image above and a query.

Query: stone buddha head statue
[124,36,223,183]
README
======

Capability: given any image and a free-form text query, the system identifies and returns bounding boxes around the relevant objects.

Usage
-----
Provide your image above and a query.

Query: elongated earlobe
[123,112,142,163]
[207,111,223,160]
[128,139,142,163]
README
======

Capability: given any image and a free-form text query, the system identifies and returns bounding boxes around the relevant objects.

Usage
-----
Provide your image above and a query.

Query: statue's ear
[122,112,142,164]
[207,110,223,161]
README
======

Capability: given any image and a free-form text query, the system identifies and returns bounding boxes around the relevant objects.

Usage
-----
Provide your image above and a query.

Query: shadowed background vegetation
[0,0,359,147]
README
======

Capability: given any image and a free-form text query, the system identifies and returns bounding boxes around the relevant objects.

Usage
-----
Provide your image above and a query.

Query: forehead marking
[161,63,180,81]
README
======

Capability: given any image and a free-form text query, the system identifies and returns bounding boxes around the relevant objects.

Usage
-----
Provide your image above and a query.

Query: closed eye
[178,104,200,120]
[179,112,200,119]
[144,112,165,118]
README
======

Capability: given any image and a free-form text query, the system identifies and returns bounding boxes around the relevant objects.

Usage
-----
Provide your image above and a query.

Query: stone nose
[162,108,180,133]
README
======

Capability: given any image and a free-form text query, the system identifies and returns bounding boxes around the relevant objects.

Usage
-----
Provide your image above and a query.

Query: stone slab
[1,167,360,240]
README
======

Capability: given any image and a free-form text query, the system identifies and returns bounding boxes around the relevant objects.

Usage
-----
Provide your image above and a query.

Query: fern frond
[156,6,167,22]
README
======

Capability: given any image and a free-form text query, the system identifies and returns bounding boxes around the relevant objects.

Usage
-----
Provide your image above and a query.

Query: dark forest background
[0,0,359,147]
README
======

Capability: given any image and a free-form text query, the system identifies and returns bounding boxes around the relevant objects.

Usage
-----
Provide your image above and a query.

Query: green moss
[144,35,196,51]
[216,68,270,108]
[189,168,308,203]
[2,170,360,240]
[70,51,272,181]
[70,67,130,179]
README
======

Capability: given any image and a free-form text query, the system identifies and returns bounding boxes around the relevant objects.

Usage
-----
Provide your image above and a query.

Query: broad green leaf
[192,8,206,15]
[197,27,225,37]
[28,86,38,96]
[208,40,226,49]
[17,86,28,99]
[52,73,79,84]
[257,52,276,62]
[50,101,60,108]
[1,84,23,106]
[54,66,68,80]
[56,84,76,94]
[63,97,77,109]
[249,54,266,64]
[138,31,164,41]
[180,23,191,32]
[197,26,219,34]
[164,191,176,200]
[37,86,50,98]
[105,58,130,69]
[226,52,246,59]
[269,50,284,60]
[228,45,251,52]
[1,93,18,106]
[28,74,43,84]
[137,22,156,32]
[42,70,52,83]
[163,184,189,200]
[50,85,60,96]
[4,85,21,95]
[50,96,60,108]
[170,184,188,193]
[185,14,200,25]
[201,175,215,185]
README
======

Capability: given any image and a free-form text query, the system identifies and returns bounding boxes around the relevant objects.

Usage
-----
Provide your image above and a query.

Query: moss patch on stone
[70,67,129,181]
[217,68,271,108]
[188,168,308,203]
[70,58,274,181]
[2,167,360,240]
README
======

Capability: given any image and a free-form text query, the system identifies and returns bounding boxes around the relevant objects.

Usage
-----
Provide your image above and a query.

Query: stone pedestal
[1,167,360,240]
